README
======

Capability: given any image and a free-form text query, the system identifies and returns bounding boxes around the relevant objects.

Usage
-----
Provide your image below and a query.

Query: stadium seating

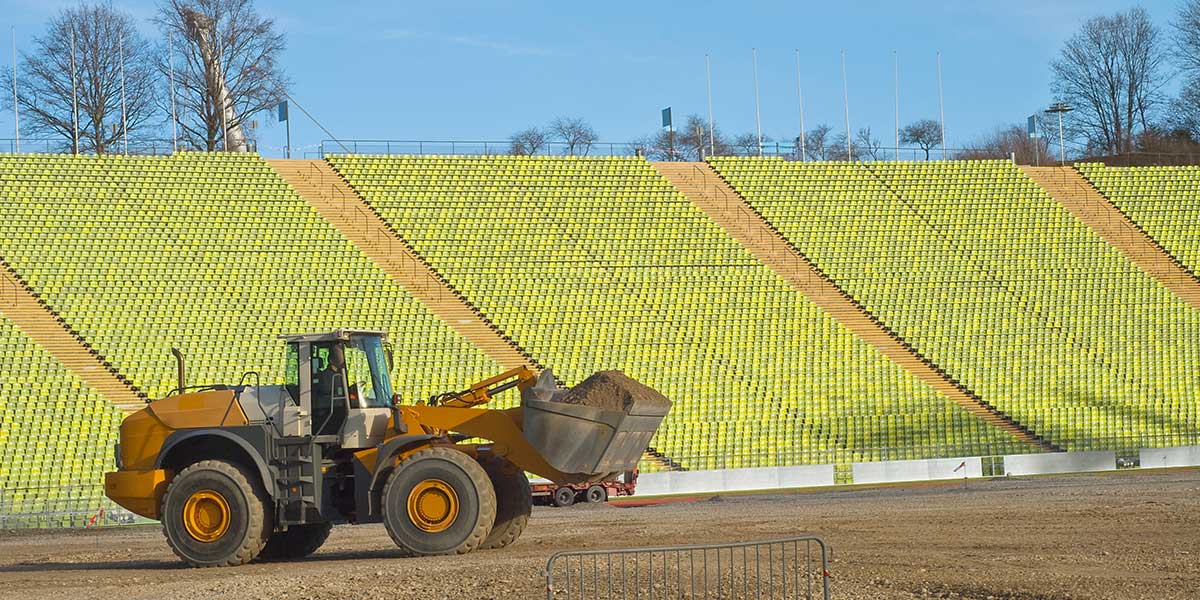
[709,157,1200,452]
[327,155,1028,469]
[0,312,122,526]
[1077,163,1200,274]
[0,153,501,402]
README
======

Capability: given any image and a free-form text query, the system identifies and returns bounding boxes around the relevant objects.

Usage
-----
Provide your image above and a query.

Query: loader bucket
[521,370,671,477]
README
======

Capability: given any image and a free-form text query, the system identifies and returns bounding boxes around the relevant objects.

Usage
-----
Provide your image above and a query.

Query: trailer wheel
[552,486,576,508]
[586,485,608,504]
[257,522,332,561]
[160,460,271,567]
[382,447,496,555]
[478,455,532,549]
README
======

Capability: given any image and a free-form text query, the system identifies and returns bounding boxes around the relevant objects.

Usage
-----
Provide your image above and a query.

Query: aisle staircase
[268,159,538,371]
[1021,166,1200,310]
[654,161,1051,452]
[0,262,146,412]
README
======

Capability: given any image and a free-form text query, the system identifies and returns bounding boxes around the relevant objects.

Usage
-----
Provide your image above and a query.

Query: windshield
[343,335,394,409]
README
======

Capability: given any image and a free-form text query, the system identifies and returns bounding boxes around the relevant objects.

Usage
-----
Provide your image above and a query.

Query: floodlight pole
[752,48,762,157]
[1045,102,1073,165]
[841,50,851,160]
[705,54,715,157]
[795,49,805,161]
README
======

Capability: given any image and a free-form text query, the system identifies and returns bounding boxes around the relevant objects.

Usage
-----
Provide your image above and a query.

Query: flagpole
[795,49,805,161]
[841,50,851,160]
[11,27,18,153]
[168,34,178,154]
[752,48,762,157]
[894,50,900,156]
[705,54,715,157]
[119,33,128,155]
[937,51,947,159]
[70,26,79,154]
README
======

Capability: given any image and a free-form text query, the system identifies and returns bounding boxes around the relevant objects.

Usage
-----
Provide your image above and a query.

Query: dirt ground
[0,468,1196,600]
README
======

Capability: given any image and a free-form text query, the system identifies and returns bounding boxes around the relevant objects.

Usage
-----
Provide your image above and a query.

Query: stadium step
[1021,166,1200,310]
[0,261,146,413]
[266,159,539,372]
[654,161,1052,452]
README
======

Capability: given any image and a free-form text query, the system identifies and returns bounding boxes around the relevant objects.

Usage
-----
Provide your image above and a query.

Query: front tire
[478,455,532,550]
[382,447,496,556]
[160,460,271,567]
[258,522,332,561]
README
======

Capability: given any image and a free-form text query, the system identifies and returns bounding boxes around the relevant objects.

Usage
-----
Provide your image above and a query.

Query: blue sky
[0,0,1184,157]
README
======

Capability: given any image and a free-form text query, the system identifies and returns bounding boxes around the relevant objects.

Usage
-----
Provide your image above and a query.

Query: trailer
[531,470,638,507]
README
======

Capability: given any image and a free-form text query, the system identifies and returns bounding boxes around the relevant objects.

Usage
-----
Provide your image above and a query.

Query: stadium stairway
[267,159,539,371]
[0,262,146,412]
[654,161,1052,452]
[1021,166,1200,310]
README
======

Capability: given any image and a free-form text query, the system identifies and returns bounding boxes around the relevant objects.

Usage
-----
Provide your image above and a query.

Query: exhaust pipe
[171,348,186,393]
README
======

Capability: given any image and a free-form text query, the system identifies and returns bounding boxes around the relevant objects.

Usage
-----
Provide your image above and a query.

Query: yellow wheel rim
[182,490,231,543]
[406,479,459,533]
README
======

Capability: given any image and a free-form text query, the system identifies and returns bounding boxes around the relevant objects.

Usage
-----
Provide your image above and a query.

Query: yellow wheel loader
[103,329,669,567]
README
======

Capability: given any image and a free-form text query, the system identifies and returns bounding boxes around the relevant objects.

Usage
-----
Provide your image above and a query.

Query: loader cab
[281,329,395,450]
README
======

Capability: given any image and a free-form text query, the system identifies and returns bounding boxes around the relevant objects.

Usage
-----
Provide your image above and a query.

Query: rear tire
[552,486,576,508]
[478,455,532,550]
[382,447,496,556]
[258,522,332,561]
[160,460,271,567]
[585,485,607,504]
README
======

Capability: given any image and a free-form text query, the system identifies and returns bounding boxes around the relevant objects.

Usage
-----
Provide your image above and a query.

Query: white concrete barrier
[852,456,981,485]
[1002,450,1116,476]
[637,464,834,496]
[1140,446,1200,469]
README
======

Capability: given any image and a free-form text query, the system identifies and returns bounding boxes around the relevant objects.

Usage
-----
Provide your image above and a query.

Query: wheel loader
[103,329,670,567]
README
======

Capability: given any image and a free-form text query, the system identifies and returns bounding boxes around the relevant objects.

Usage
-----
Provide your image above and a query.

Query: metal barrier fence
[544,536,831,600]
[0,484,142,528]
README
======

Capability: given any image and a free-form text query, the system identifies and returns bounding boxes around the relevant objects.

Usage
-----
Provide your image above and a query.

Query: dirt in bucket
[553,370,672,413]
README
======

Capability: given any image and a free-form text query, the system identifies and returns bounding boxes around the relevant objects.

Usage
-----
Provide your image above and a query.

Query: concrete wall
[852,456,981,485]
[632,447,1194,498]
[636,464,834,496]
[1000,451,1116,476]
[1140,446,1200,469]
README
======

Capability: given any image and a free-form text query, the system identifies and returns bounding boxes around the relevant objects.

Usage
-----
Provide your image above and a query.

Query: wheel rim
[407,479,459,533]
[182,489,231,543]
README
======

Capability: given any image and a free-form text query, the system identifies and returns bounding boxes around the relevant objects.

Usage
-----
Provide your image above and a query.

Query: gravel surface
[0,469,1196,599]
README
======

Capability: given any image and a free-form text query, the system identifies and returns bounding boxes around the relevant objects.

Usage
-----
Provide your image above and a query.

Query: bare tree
[854,127,884,161]
[732,133,771,156]
[960,124,1051,164]
[509,127,547,155]
[1051,7,1165,155]
[1,3,157,154]
[901,119,943,159]
[158,0,288,151]
[827,132,860,161]
[1172,1,1200,141]
[678,114,731,160]
[645,129,680,161]
[804,124,832,161]
[549,116,597,156]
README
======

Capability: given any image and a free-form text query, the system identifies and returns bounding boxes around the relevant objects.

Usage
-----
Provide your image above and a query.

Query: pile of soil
[553,370,672,413]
